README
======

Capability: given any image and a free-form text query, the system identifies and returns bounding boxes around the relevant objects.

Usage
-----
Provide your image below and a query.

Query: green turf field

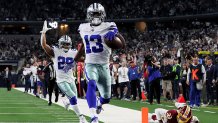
[110,99,218,123]
[1,88,218,123]
[0,88,81,123]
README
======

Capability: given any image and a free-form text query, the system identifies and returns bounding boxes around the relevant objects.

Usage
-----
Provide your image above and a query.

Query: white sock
[71,105,81,117]
[90,108,98,118]
[97,97,102,107]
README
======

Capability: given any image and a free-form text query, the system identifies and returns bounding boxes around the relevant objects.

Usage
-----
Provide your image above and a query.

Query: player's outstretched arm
[40,21,54,57]
[74,43,85,62]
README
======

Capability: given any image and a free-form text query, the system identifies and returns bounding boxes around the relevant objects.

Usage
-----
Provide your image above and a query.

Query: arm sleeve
[187,68,191,82]
[201,65,206,82]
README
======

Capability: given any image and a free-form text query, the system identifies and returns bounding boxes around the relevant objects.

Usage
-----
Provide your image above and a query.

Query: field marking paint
[165,105,174,108]
[204,110,216,113]
[0,113,53,114]
[56,117,78,120]
[0,113,77,115]
[0,103,31,104]
[0,122,74,123]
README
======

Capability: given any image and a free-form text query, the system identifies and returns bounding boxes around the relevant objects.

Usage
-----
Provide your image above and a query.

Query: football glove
[40,20,52,34]
[104,29,118,41]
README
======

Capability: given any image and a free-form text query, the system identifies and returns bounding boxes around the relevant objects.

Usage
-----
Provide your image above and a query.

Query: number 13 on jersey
[84,35,103,54]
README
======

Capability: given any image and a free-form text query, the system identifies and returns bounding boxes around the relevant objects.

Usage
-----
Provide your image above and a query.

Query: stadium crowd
[0,0,217,21]
[0,18,218,106]
[1,20,217,107]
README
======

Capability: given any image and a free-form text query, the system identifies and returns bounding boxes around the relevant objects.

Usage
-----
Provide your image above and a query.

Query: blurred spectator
[36,60,45,98]
[0,0,217,21]
[204,57,216,105]
[215,58,218,105]
[118,61,130,100]
[23,63,32,93]
[147,56,161,104]
[172,58,181,100]
[3,67,12,91]
[128,61,141,101]
[160,59,173,101]
[43,61,59,106]
[187,57,206,108]
[180,63,189,100]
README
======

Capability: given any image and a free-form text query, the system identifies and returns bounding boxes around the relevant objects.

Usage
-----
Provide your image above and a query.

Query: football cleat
[62,100,70,111]
[96,97,103,114]
[90,117,99,123]
[79,115,88,123]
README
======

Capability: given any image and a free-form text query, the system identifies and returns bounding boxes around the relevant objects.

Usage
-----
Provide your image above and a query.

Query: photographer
[147,56,161,104]
[160,59,173,101]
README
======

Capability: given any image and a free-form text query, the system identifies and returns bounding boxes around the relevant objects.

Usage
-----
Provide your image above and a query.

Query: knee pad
[88,80,96,88]
[100,97,110,104]
[69,96,77,105]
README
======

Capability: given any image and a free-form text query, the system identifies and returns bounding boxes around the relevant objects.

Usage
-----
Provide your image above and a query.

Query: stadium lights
[60,24,68,29]
[64,24,68,28]
[60,24,64,29]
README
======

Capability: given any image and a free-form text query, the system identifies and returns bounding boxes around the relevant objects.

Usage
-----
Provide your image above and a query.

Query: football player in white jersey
[75,3,125,123]
[40,21,87,123]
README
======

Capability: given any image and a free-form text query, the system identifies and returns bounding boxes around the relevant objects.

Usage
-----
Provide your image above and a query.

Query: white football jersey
[118,67,129,83]
[78,22,118,64]
[30,65,38,82]
[23,68,32,76]
[52,46,77,83]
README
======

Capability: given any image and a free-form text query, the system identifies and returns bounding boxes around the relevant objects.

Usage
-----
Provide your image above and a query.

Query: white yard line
[0,113,56,114]
[204,111,216,114]
[0,122,75,123]
[165,105,174,108]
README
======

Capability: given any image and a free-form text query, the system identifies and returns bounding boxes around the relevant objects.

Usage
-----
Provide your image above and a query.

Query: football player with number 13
[75,3,125,123]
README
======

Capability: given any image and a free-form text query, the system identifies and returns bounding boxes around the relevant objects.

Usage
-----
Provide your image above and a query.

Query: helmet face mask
[58,35,72,52]
[87,3,106,26]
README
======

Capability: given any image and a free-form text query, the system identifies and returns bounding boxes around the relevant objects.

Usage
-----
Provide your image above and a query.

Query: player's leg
[36,81,42,98]
[47,78,54,105]
[58,82,87,123]
[54,80,59,102]
[85,64,99,121]
[189,81,195,107]
[96,64,111,114]
[119,83,124,99]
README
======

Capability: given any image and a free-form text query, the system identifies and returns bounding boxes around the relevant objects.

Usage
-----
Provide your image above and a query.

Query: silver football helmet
[58,35,72,52]
[87,3,106,26]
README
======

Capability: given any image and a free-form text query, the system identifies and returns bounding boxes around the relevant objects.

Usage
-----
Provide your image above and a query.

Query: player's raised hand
[104,29,118,41]
[40,20,52,34]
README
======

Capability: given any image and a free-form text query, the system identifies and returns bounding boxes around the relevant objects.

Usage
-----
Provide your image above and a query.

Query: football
[104,37,123,49]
